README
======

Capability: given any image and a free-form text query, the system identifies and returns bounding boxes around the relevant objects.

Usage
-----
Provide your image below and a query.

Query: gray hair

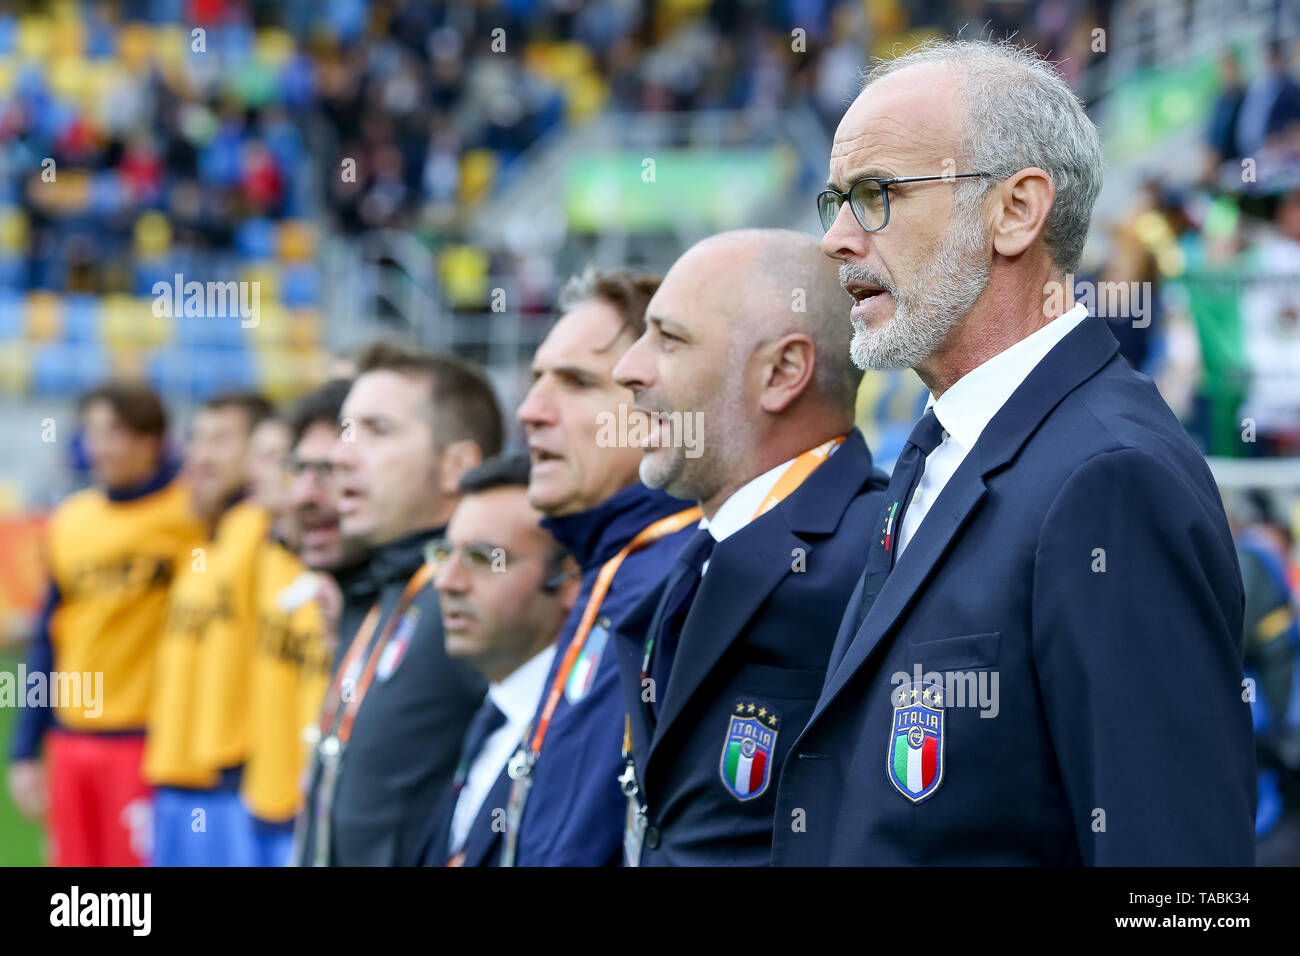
[862,38,1104,274]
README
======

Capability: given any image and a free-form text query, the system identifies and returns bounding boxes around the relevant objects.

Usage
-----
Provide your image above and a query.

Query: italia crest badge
[719,700,779,801]
[376,608,420,681]
[887,681,944,803]
[564,616,610,704]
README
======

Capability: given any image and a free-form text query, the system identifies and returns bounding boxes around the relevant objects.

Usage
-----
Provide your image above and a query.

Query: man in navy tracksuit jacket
[505,267,696,865]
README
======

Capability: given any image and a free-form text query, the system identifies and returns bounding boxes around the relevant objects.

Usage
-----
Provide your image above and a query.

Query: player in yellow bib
[7,383,202,866]
[144,392,272,867]
[239,407,335,865]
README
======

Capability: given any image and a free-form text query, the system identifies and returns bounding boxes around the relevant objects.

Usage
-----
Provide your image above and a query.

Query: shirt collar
[929,303,1089,451]
[367,525,446,586]
[700,440,843,544]
[488,644,557,724]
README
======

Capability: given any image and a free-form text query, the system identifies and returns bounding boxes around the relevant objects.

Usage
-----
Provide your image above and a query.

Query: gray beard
[845,212,990,372]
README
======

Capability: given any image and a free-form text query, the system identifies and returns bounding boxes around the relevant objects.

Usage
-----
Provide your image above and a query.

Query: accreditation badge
[623,792,646,867]
[375,608,420,681]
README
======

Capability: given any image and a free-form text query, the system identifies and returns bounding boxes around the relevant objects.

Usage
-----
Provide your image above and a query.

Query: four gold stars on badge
[734,702,779,726]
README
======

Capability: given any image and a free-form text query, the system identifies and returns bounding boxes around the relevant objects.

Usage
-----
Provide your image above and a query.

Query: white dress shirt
[896,304,1090,557]
[697,442,843,574]
[448,644,556,854]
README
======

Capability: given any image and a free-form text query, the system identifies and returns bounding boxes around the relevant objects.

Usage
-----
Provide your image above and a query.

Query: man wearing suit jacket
[415,455,577,866]
[611,228,889,865]
[773,38,1255,866]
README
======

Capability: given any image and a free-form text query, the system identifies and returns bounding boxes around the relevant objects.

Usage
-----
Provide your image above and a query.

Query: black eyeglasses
[425,539,575,590]
[817,173,994,234]
[426,539,508,573]
[286,458,336,482]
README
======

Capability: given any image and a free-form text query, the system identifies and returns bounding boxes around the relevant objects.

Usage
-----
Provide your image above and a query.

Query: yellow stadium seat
[153,26,188,76]
[439,245,490,308]
[458,150,498,207]
[242,263,281,306]
[565,72,608,122]
[255,28,296,68]
[102,295,170,348]
[50,13,85,59]
[277,221,317,263]
[16,17,53,60]
[0,207,28,253]
[48,57,91,100]
[257,349,326,405]
[0,57,17,95]
[249,302,288,347]
[135,213,173,258]
[139,297,173,348]
[25,292,62,343]
[117,23,156,73]
[286,308,322,352]
[0,343,31,395]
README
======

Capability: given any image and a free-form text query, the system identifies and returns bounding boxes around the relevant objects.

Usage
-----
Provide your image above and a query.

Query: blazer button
[644,825,661,850]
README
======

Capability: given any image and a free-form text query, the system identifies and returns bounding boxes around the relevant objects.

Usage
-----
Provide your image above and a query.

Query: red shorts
[46,730,153,867]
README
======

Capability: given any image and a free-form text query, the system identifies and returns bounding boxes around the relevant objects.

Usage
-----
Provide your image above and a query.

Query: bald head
[663,229,862,413]
[613,228,863,518]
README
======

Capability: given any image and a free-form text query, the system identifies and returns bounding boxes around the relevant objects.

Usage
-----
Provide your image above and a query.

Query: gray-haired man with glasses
[774,37,1253,866]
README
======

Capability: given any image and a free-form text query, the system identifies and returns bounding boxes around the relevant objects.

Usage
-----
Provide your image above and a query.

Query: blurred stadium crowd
[0,0,1298,865]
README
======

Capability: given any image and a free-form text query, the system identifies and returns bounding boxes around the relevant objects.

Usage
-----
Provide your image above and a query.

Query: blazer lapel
[646,522,803,765]
[809,315,1121,727]
[815,467,987,720]
[646,428,880,770]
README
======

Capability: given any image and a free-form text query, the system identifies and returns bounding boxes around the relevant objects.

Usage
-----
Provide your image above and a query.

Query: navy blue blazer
[614,428,888,865]
[772,316,1255,866]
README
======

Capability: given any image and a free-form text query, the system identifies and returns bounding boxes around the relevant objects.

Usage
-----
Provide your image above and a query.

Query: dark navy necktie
[646,528,717,721]
[854,409,946,631]
[452,697,507,795]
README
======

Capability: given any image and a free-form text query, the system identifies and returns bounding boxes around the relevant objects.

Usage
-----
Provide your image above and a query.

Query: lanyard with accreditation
[497,504,702,866]
[619,434,846,866]
[295,562,436,867]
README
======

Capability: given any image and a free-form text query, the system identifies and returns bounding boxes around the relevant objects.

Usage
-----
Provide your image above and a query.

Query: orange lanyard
[523,506,702,757]
[751,435,845,520]
[627,434,847,747]
[317,563,435,747]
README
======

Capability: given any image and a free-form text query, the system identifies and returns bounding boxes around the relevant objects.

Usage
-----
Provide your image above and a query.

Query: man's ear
[758,333,816,415]
[990,167,1055,260]
[437,440,483,495]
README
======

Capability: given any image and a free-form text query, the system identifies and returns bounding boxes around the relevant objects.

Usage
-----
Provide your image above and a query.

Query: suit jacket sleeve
[1031,448,1255,865]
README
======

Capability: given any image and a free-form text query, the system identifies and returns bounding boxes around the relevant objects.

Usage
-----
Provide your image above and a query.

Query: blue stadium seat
[280,263,320,306]
[0,255,25,289]
[0,290,22,338]
[235,218,277,260]
[32,344,109,398]
[61,295,101,343]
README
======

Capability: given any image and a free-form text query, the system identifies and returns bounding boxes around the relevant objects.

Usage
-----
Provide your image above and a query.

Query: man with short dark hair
[414,455,578,866]
[8,382,200,866]
[295,343,501,866]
